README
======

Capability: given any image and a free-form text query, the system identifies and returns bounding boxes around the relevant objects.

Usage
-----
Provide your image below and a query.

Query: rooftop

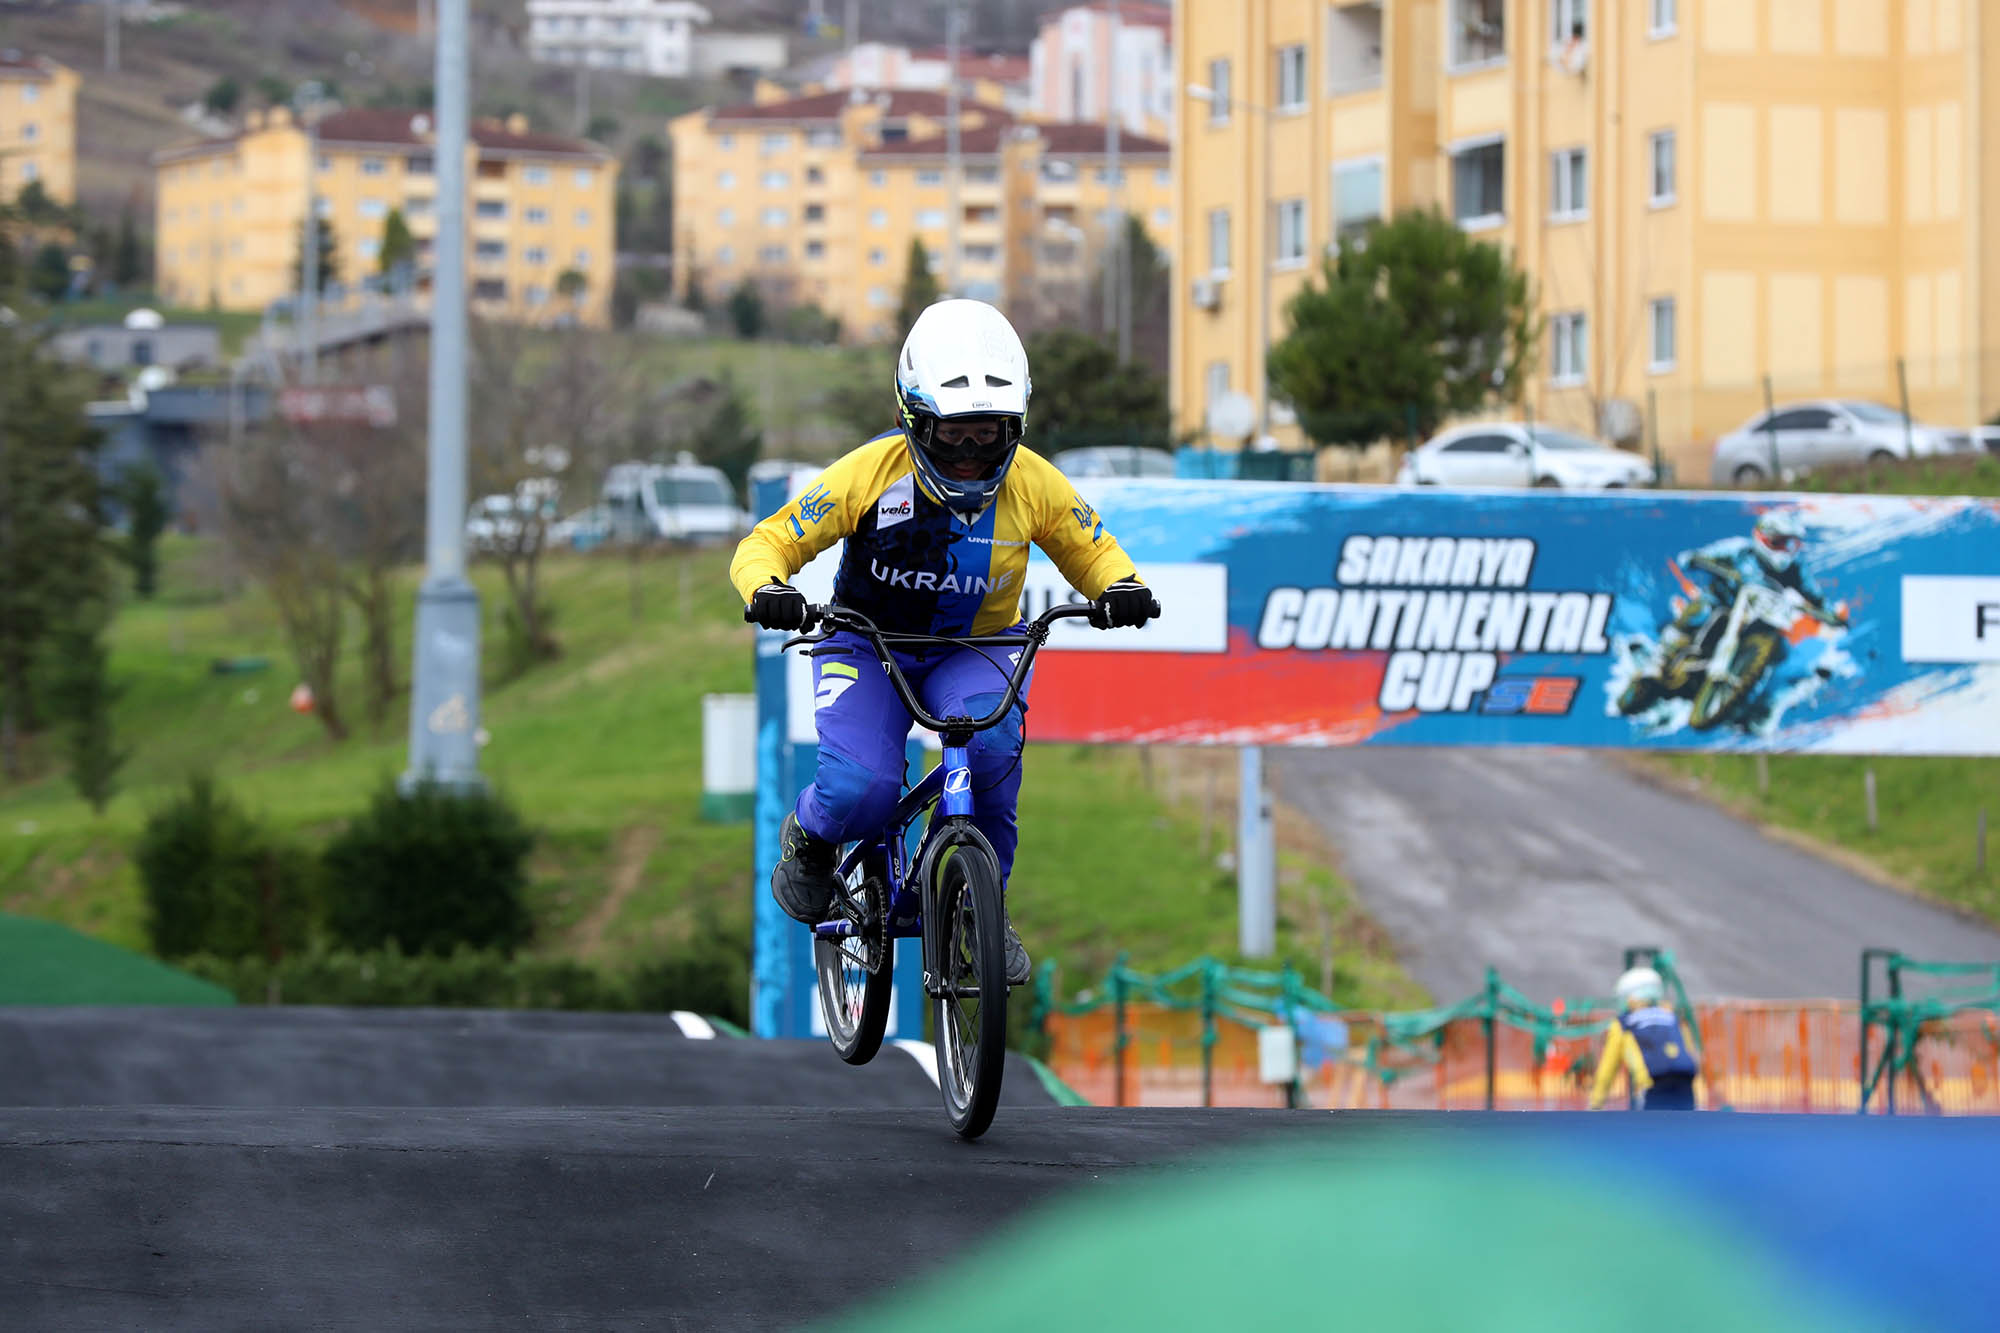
[155,108,610,164]
[710,87,1012,126]
[0,49,62,81]
[1034,121,1170,156]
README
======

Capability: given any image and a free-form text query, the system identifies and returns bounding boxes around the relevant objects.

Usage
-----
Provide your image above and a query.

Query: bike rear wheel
[930,841,1008,1139]
[1690,632,1780,731]
[813,850,893,1066]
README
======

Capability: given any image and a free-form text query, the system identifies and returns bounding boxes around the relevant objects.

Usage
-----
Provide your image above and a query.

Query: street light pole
[944,0,962,297]
[403,0,483,792]
[296,83,324,387]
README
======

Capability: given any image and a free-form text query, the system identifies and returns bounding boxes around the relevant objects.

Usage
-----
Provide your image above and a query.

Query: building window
[316,153,332,172]
[1332,157,1383,247]
[1152,207,1170,227]
[1206,58,1230,123]
[524,165,551,185]
[805,165,825,185]
[1549,147,1587,220]
[759,245,786,264]
[1450,0,1506,68]
[1275,44,1307,111]
[916,208,946,228]
[964,243,998,264]
[1204,360,1230,408]
[573,248,590,267]
[1275,199,1306,265]
[718,207,735,226]
[406,195,434,217]
[21,122,38,143]
[761,170,788,189]
[718,134,735,151]
[806,126,841,148]
[803,203,824,222]
[716,245,735,265]
[359,197,388,220]
[966,165,999,184]
[525,205,548,224]
[916,168,944,186]
[1095,167,1125,185]
[1155,168,1171,186]
[1207,207,1230,275]
[869,248,885,265]
[1551,311,1587,385]
[868,285,892,308]
[869,208,888,227]
[1649,0,1677,37]
[1649,297,1677,371]
[718,171,736,189]
[526,284,548,306]
[575,208,591,225]
[762,207,788,226]
[408,155,433,175]
[357,238,379,259]
[475,199,507,219]
[1550,0,1588,48]
[1451,138,1505,228]
[525,246,548,265]
[869,170,886,187]
[361,156,387,176]
[761,132,790,153]
[805,239,825,259]
[1649,130,1676,205]
[21,83,36,104]
[574,168,594,187]
[473,278,507,301]
[475,240,506,261]
[21,160,39,183]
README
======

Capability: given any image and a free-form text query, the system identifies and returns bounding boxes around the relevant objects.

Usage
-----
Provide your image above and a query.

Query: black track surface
[0,1006,1053,1109]
[0,1105,1318,1331]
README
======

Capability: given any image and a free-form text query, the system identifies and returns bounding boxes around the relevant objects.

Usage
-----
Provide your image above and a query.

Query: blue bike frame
[812,740,971,945]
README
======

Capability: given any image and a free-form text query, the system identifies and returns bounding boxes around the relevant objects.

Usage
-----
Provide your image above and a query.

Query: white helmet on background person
[895,298,1032,513]
[1752,509,1806,574]
[1615,966,1665,1008]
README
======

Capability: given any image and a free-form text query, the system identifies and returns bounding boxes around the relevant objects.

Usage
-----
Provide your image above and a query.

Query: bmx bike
[780,598,1134,1139]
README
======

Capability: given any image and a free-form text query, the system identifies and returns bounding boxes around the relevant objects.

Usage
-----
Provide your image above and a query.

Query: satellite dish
[1205,391,1256,442]
[1597,397,1643,446]
[123,307,164,330]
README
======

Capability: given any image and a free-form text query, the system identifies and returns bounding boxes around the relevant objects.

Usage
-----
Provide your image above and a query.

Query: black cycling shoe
[772,813,838,924]
[1003,907,1031,987]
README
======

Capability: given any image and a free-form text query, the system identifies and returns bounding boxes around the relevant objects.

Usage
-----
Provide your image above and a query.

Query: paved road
[1272,747,2000,1003]
[0,1007,1054,1111]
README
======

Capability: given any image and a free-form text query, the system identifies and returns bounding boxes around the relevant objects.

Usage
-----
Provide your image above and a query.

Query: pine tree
[113,207,143,288]
[44,614,126,813]
[690,369,762,500]
[293,215,340,294]
[377,207,415,276]
[0,328,107,780]
[120,464,167,599]
[896,239,942,345]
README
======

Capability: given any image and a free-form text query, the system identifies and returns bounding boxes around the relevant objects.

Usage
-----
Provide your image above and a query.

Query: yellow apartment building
[0,51,80,206]
[1174,0,2000,475]
[155,107,618,325]
[1017,121,1174,329]
[671,86,1175,343]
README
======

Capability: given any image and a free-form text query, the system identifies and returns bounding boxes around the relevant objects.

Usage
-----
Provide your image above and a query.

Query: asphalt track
[1273,746,2000,1002]
[0,1006,1057,1110]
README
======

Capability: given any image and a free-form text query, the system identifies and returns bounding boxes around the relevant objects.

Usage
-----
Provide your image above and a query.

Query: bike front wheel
[814,850,893,1066]
[930,840,1008,1139]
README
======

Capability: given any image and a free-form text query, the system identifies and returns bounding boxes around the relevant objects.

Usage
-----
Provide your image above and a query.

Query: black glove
[1091,578,1160,630]
[744,582,808,630]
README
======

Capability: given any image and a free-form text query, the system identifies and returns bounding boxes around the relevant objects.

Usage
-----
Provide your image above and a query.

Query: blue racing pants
[796,630,1032,885]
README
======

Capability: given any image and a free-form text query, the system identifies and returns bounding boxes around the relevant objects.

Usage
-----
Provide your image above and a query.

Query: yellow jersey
[730,431,1137,637]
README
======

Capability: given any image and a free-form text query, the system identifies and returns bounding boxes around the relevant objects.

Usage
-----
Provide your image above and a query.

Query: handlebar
[781,601,1100,739]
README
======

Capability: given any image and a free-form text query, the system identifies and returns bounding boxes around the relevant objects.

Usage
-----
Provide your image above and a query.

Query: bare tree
[468,320,639,673]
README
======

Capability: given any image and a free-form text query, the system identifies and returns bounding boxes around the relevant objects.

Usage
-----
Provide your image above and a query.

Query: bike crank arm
[811,920,861,938]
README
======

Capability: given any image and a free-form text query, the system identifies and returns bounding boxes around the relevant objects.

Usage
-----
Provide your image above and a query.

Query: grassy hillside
[1654,453,2000,923]
[0,536,1416,1008]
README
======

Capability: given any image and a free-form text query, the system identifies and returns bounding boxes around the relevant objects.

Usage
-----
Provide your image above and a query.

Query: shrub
[322,781,535,957]
[134,775,317,959]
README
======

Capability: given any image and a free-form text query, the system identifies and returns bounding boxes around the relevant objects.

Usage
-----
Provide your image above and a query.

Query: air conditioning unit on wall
[1190,275,1221,309]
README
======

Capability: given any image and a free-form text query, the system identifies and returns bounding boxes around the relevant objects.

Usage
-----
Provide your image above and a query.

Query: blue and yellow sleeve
[1588,1023,1652,1109]
[1017,449,1140,599]
[729,449,870,604]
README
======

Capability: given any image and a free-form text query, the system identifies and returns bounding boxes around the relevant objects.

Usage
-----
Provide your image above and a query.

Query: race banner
[1023,482,2000,754]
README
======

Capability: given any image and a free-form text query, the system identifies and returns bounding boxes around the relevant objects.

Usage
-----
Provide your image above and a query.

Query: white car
[1396,423,1656,490]
[602,456,754,544]
[1974,425,2000,456]
[1709,399,1978,486]
[464,492,555,553]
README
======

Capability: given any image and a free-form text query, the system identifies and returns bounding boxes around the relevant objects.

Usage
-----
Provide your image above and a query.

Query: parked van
[602,455,753,543]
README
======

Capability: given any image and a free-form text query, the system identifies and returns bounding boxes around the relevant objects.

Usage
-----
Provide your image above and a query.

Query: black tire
[1617,676,1662,716]
[1690,632,1781,731]
[813,850,892,1066]
[930,840,1008,1139]
[1533,476,1562,489]
[1867,450,1897,465]
[1732,464,1766,487]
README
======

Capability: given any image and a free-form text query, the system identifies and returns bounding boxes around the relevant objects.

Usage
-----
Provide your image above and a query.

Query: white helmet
[1753,509,1805,574]
[895,299,1031,512]
[1615,966,1664,1007]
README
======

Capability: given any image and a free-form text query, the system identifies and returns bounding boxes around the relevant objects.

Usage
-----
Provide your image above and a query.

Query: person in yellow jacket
[1589,966,1704,1111]
[732,298,1158,986]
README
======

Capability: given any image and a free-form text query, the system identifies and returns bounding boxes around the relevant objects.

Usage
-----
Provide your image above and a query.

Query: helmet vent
[941,375,970,388]
[985,375,1012,387]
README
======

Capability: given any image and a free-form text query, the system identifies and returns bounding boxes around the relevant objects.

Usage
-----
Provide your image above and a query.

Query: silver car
[1396,423,1656,490]
[1710,400,1978,486]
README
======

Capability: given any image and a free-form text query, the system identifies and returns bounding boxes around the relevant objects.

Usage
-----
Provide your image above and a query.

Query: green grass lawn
[1,535,1412,1009]
[1653,452,2000,923]
[43,295,263,357]
[632,339,889,464]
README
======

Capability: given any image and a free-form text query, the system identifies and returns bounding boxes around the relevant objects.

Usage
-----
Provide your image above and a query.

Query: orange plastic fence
[1044,1000,2000,1113]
